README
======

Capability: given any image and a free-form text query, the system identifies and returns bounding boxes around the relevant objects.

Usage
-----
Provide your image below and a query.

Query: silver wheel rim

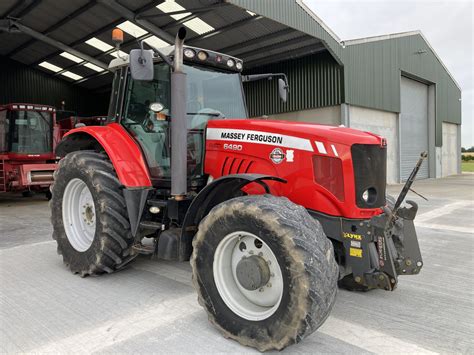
[213,231,284,321]
[62,178,96,252]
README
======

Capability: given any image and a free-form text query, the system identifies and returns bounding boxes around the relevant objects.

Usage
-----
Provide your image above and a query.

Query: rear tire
[191,195,338,351]
[50,151,136,276]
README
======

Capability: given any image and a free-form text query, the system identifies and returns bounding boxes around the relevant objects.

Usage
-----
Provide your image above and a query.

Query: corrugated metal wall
[243,51,343,117]
[343,34,461,146]
[0,56,109,115]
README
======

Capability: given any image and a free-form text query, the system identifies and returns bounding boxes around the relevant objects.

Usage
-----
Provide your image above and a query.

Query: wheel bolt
[258,252,263,256]
[270,273,275,277]
[249,250,254,255]
[267,260,271,265]
[259,288,264,292]
[267,283,272,288]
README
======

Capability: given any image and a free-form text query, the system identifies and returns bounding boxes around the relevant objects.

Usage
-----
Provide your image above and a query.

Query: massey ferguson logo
[220,131,283,144]
[270,148,285,164]
[206,128,314,152]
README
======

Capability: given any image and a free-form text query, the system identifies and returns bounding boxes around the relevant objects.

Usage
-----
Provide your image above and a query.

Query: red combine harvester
[0,103,58,198]
[56,111,108,133]
[51,28,426,351]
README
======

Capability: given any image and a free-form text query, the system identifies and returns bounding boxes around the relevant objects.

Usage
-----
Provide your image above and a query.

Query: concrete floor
[1,175,473,354]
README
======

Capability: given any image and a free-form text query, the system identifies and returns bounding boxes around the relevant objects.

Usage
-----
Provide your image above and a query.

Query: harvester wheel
[191,195,338,351]
[50,151,135,276]
[22,191,33,198]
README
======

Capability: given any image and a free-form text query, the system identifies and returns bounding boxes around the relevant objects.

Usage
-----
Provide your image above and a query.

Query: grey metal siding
[243,51,343,117]
[343,34,461,146]
[0,56,109,115]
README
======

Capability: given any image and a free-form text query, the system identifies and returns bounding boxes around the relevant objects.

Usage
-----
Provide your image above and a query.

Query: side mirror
[278,78,289,103]
[129,49,154,81]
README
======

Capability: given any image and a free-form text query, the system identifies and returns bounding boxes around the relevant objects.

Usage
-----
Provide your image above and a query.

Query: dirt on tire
[50,150,136,276]
[191,194,339,351]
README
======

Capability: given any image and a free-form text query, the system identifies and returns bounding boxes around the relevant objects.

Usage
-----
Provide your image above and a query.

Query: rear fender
[56,123,152,188]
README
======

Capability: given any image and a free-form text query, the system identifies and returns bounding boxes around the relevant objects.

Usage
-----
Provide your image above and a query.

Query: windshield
[9,110,53,154]
[122,63,247,181]
[186,65,247,129]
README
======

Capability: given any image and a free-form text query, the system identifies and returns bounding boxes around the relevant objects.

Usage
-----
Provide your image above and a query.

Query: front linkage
[315,152,428,291]
[354,152,427,290]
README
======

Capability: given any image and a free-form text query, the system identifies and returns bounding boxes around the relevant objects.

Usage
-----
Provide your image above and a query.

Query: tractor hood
[206,119,384,148]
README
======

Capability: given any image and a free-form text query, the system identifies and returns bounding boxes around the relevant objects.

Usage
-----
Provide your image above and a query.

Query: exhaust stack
[171,27,187,198]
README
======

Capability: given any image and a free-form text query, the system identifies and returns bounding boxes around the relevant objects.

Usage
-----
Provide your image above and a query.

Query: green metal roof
[227,0,344,64]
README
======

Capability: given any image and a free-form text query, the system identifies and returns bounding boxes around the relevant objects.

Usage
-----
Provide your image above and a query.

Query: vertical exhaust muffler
[171,27,187,198]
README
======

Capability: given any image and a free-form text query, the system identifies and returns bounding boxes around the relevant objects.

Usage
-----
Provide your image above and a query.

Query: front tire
[50,151,136,276]
[191,195,338,351]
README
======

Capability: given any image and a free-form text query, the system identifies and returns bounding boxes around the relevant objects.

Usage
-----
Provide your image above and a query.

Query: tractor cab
[0,104,55,159]
[0,103,57,196]
[108,38,287,190]
[121,50,245,183]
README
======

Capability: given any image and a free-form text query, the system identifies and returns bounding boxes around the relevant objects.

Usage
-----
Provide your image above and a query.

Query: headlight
[227,59,235,67]
[184,48,195,59]
[236,61,243,70]
[362,190,369,202]
[362,188,377,204]
[197,51,208,61]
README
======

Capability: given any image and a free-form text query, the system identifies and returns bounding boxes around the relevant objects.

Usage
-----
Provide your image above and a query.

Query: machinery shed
[0,0,462,183]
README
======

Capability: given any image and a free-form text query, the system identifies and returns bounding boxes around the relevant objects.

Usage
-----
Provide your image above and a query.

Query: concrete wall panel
[265,105,341,125]
[349,105,399,184]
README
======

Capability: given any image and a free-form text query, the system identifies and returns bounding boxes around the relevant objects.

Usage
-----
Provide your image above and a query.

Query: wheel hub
[62,178,96,252]
[83,203,95,225]
[213,231,284,321]
[236,255,271,291]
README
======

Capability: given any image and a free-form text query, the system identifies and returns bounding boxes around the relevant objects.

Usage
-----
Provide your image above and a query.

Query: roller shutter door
[400,77,429,180]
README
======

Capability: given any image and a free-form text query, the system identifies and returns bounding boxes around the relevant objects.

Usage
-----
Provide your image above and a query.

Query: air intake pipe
[171,27,187,198]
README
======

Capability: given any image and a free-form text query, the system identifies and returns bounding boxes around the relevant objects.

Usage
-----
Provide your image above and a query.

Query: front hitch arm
[367,152,427,290]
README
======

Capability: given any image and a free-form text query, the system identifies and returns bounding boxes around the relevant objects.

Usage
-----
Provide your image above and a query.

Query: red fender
[61,123,152,188]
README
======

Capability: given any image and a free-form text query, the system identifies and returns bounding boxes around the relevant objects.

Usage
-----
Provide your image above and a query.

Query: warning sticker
[350,247,363,258]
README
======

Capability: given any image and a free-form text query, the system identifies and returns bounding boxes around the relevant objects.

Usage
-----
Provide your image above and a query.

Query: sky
[305,0,473,147]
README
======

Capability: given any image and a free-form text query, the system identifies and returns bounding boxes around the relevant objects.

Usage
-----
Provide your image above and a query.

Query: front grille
[351,144,386,208]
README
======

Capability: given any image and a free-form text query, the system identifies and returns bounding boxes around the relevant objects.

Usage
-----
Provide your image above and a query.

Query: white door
[442,122,459,176]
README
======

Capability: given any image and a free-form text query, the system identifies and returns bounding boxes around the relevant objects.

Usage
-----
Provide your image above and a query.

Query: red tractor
[0,103,58,198]
[51,28,425,351]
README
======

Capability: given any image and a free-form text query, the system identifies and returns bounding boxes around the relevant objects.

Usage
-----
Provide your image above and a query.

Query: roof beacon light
[112,28,124,45]
[112,28,126,61]
[227,59,235,68]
